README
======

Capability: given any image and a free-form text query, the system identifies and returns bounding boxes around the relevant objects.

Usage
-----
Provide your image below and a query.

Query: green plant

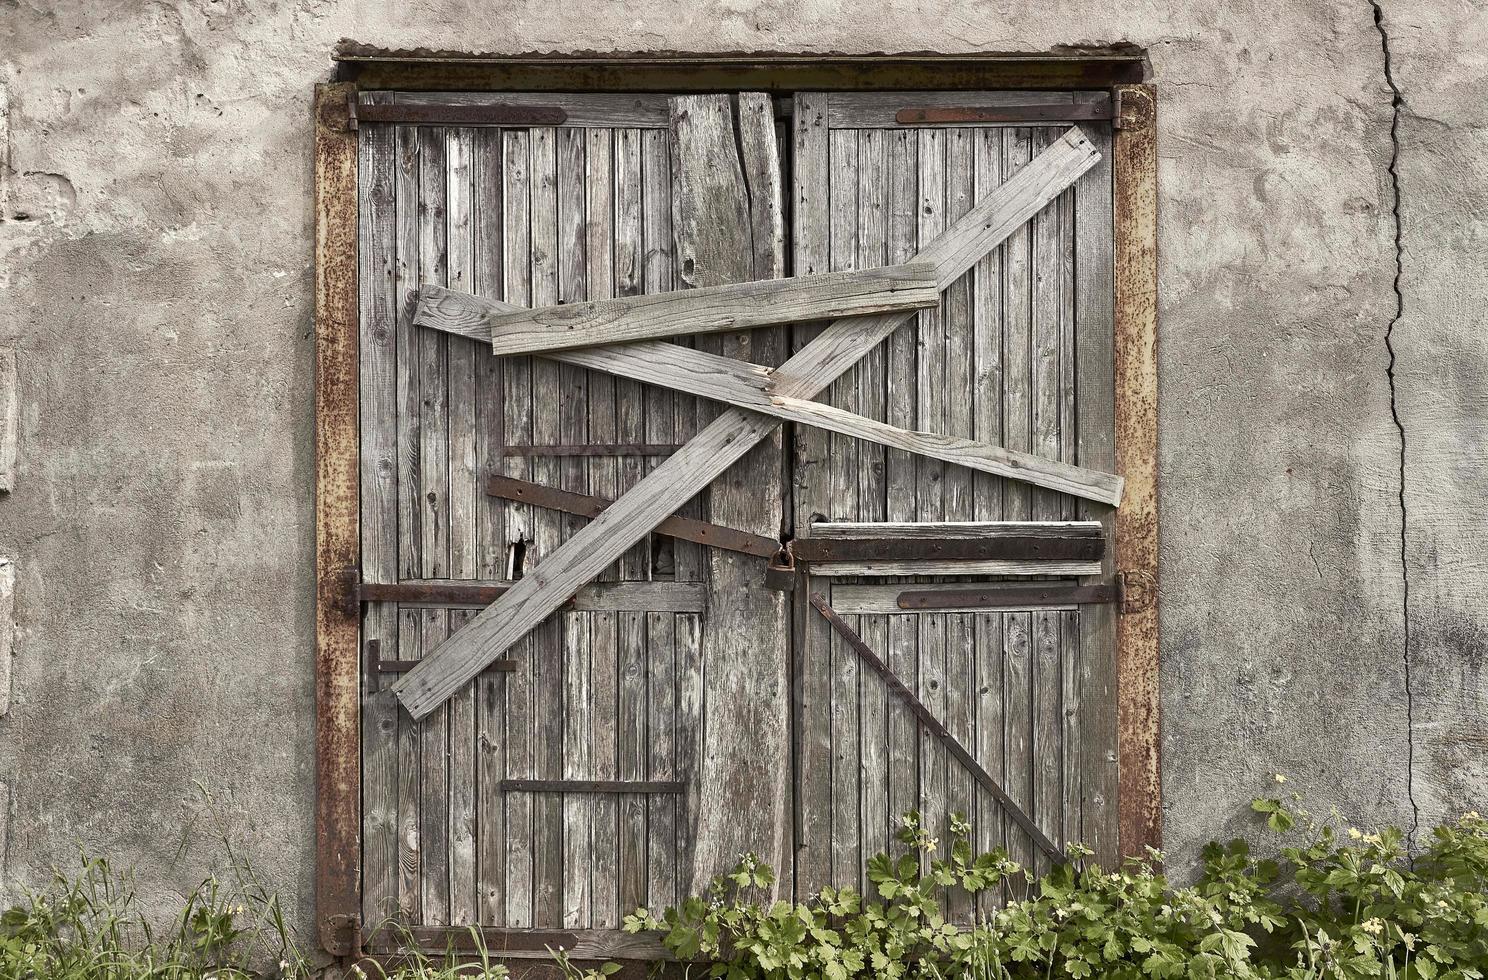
[620,798,1488,980]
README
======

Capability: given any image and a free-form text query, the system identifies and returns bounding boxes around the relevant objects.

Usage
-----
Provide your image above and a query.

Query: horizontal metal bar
[502,443,681,457]
[896,95,1113,125]
[793,535,1102,562]
[363,638,516,694]
[358,581,514,605]
[897,583,1119,610]
[353,102,567,126]
[486,475,781,559]
[500,779,687,794]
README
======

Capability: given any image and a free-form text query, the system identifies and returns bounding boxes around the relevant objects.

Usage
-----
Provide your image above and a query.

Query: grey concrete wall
[1,0,1483,952]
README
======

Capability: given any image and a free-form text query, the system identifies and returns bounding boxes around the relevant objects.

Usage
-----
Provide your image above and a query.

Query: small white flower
[1273,773,1287,784]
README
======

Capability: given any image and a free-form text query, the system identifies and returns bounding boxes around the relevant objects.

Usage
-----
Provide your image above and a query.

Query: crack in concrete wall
[1370,0,1421,851]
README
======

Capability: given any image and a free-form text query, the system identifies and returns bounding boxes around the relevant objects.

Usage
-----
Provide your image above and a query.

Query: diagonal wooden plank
[391,127,1102,720]
[484,263,937,355]
[418,286,1122,506]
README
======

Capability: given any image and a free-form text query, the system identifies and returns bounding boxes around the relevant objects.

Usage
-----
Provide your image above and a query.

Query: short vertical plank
[415,124,452,927]
[445,126,479,926]
[791,92,832,898]
[355,113,398,929]
[1113,85,1161,859]
[501,129,535,929]
[1003,611,1034,885]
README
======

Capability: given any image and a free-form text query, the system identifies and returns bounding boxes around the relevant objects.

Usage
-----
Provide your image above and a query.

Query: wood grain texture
[389,125,1099,722]
[668,93,792,899]
[825,90,1112,129]
[366,91,675,129]
[486,263,937,355]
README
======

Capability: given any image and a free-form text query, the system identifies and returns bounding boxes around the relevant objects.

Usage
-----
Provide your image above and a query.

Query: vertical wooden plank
[472,126,507,928]
[998,127,1036,875]
[527,125,564,928]
[314,82,360,955]
[392,123,424,922]
[791,92,832,899]
[826,127,861,891]
[355,109,397,930]
[914,129,947,859]
[555,126,593,931]
[1029,126,1065,877]
[671,93,791,897]
[941,127,976,922]
[501,128,535,929]
[585,126,622,929]
[1074,121,1118,867]
[854,128,891,874]
[1112,85,1161,859]
[883,126,919,867]
[415,124,452,927]
[613,127,650,917]
[445,126,479,927]
[970,127,1007,872]
[641,127,679,913]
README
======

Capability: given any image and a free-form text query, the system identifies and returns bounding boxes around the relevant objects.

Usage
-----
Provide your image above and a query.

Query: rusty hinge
[793,534,1102,563]
[1118,570,1155,615]
[1111,88,1126,130]
[324,913,364,959]
[336,566,360,619]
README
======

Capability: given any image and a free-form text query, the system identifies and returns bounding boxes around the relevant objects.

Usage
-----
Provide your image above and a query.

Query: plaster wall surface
[0,0,1483,952]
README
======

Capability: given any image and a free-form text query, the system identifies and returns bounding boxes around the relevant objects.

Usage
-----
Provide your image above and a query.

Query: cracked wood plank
[480,262,938,355]
[417,286,1124,506]
[389,126,1102,721]
[667,92,791,897]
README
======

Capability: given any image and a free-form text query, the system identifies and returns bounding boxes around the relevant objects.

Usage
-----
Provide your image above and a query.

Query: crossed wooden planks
[392,126,1108,720]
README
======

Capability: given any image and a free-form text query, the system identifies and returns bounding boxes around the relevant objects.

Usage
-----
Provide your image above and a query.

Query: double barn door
[353,89,1120,942]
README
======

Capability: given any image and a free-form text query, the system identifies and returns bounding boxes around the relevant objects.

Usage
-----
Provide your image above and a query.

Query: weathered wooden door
[788,94,1118,910]
[347,87,1133,952]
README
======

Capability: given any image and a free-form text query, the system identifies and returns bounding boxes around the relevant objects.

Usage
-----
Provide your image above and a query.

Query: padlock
[764,545,797,592]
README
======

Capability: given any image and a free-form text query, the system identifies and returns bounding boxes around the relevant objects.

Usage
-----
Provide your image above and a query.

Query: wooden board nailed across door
[347,88,1129,945]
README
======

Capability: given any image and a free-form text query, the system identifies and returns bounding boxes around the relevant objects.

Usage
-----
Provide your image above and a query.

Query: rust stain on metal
[336,50,1147,94]
[354,101,568,126]
[791,534,1103,562]
[1112,83,1162,859]
[313,80,362,957]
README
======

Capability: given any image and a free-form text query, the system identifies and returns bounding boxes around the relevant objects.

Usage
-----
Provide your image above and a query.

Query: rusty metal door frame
[313,58,1158,962]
